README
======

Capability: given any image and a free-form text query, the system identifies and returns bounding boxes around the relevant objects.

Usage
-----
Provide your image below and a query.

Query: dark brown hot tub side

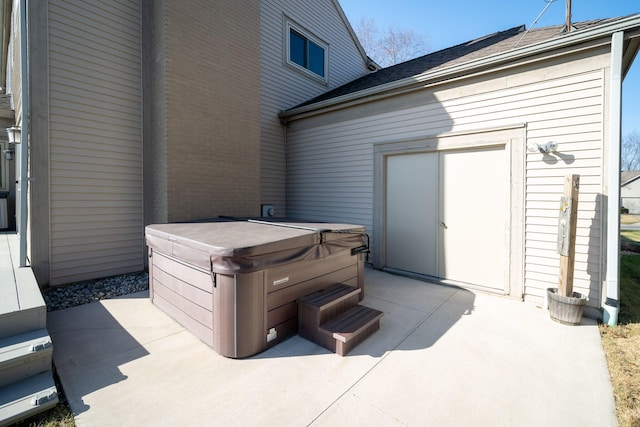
[145,220,368,358]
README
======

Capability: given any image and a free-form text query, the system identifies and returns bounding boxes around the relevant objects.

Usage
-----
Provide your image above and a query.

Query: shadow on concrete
[47,294,150,414]
[257,270,476,359]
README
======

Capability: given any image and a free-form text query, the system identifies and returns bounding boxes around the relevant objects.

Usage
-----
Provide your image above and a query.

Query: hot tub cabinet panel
[150,251,215,347]
[145,221,366,358]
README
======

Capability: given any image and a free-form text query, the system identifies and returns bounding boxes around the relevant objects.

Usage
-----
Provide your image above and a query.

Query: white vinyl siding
[622,178,640,213]
[48,0,143,285]
[259,0,369,215]
[286,51,609,307]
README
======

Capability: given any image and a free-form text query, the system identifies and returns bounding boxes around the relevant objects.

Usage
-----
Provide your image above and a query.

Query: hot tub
[145,220,367,358]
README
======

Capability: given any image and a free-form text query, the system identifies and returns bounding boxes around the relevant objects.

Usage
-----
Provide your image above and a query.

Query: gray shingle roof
[622,171,640,186]
[293,18,620,110]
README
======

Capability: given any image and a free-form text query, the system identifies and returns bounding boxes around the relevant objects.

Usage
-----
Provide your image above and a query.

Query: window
[286,21,327,81]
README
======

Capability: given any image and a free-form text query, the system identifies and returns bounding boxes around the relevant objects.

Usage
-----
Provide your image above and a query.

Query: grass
[600,227,640,427]
[622,230,640,245]
[19,404,75,427]
[621,214,640,225]
[601,323,640,427]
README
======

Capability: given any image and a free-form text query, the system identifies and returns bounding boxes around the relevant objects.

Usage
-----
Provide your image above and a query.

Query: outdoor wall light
[6,126,21,144]
[527,141,558,153]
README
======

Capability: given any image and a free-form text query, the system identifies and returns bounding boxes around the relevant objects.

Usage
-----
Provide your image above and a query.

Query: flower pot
[546,288,586,326]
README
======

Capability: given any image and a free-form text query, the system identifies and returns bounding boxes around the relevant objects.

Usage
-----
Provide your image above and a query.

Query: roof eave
[330,0,379,72]
[622,174,640,186]
[280,14,640,123]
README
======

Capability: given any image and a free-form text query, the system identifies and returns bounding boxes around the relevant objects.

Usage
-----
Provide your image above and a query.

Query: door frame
[373,124,526,298]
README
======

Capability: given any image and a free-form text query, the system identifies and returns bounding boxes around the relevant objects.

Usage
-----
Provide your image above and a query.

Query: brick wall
[144,0,261,223]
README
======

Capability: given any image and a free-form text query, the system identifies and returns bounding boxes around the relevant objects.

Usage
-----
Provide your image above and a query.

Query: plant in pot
[547,174,587,325]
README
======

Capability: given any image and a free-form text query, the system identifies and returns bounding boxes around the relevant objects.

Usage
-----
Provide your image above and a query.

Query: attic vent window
[286,21,327,81]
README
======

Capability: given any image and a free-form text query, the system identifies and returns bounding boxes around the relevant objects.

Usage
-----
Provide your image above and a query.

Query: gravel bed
[43,272,149,312]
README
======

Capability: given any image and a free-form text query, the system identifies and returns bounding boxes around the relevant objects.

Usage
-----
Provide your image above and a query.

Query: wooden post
[558,174,579,297]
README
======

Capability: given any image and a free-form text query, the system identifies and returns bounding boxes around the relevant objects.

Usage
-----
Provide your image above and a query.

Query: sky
[339,0,640,135]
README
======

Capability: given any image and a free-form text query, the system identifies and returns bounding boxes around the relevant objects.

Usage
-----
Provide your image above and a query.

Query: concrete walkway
[48,269,617,426]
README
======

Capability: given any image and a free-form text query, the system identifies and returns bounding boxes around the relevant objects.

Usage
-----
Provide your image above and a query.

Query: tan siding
[48,0,143,285]
[287,49,610,306]
[259,0,370,216]
[157,0,261,222]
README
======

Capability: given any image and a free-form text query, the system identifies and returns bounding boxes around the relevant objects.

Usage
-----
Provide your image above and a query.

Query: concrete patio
[47,268,618,426]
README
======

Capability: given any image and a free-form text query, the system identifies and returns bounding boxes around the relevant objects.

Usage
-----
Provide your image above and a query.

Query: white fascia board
[622,174,640,187]
[330,0,378,70]
[281,14,640,122]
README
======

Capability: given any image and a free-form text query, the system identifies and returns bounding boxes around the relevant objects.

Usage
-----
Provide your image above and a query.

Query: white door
[385,146,507,293]
[385,153,438,276]
[439,147,507,291]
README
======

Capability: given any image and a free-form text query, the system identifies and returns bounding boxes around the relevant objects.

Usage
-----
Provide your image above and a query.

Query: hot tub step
[297,283,383,356]
[319,305,383,356]
[297,283,360,344]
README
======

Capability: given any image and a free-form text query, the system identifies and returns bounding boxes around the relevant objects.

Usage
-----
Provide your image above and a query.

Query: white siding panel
[259,0,370,214]
[48,0,143,285]
[287,60,607,305]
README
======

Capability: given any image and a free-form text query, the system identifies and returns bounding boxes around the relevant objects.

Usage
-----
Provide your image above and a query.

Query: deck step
[319,305,384,356]
[0,329,53,389]
[0,306,47,342]
[0,371,59,426]
[0,264,47,340]
[297,283,382,356]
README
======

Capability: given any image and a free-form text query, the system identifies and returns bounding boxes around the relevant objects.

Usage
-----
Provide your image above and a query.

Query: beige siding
[259,0,369,215]
[286,47,610,307]
[48,0,143,285]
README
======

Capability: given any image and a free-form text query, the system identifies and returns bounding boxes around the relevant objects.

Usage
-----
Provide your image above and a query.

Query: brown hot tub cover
[145,220,366,275]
